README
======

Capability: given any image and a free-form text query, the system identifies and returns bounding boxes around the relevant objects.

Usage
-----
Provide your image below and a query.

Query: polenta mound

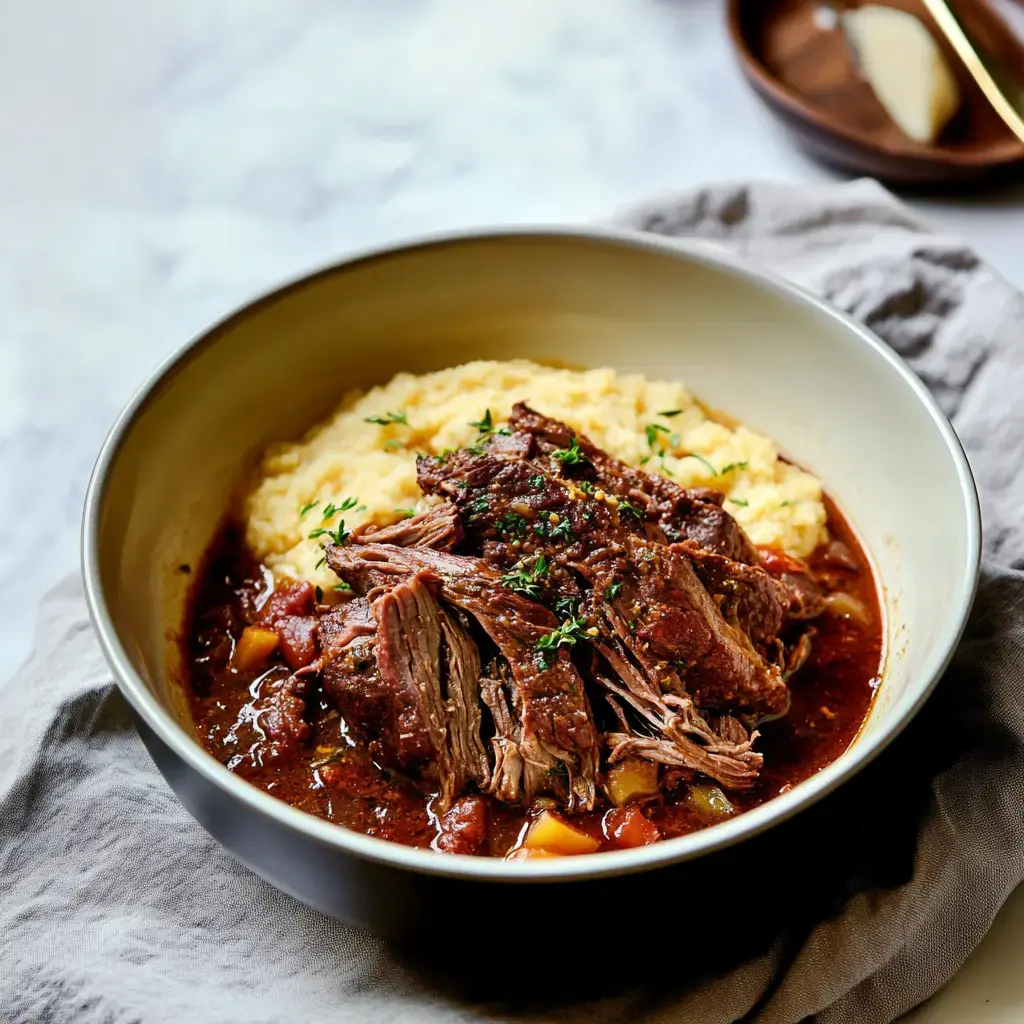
[244,360,826,588]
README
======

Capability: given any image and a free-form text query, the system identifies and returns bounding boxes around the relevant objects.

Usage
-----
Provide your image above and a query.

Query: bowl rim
[81,225,982,883]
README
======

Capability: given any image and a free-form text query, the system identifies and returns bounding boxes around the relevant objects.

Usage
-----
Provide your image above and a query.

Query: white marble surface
[3,0,1023,1018]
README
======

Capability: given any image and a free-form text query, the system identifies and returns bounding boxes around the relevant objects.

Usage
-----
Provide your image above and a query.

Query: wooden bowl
[727,0,1024,184]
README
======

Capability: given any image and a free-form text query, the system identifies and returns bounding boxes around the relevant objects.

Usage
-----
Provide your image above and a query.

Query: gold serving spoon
[920,0,1024,144]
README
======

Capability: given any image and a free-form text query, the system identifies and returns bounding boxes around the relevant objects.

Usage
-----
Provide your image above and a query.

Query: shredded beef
[351,503,462,550]
[676,541,789,662]
[506,402,759,562]
[326,543,599,811]
[311,402,820,806]
[319,583,489,810]
[415,429,786,787]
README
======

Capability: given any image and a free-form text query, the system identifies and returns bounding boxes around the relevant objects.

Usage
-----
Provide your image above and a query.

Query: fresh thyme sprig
[468,409,511,436]
[551,435,588,468]
[364,410,409,426]
[499,555,549,599]
[536,614,590,653]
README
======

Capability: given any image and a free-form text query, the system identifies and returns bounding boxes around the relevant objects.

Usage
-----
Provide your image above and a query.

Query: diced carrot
[505,847,561,861]
[523,810,601,855]
[603,806,661,849]
[231,626,279,671]
[605,758,659,806]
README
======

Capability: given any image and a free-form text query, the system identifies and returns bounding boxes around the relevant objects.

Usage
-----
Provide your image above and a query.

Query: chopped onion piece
[822,591,870,624]
[687,784,736,820]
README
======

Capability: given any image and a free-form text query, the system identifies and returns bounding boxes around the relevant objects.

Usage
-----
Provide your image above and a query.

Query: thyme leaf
[364,410,409,426]
[551,435,589,468]
[683,453,719,476]
[499,555,549,598]
[536,614,590,652]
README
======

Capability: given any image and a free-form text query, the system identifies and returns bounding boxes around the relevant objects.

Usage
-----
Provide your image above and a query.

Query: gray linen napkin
[4,179,1024,1024]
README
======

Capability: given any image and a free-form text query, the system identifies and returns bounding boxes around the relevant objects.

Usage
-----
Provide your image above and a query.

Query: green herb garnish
[605,582,622,600]
[333,581,352,592]
[322,497,359,520]
[720,461,749,475]
[299,500,319,518]
[495,511,527,538]
[550,519,575,543]
[394,508,416,519]
[553,595,581,620]
[684,453,719,476]
[551,435,588,468]
[618,500,644,522]
[499,555,549,598]
[657,409,683,418]
[309,521,352,545]
[536,614,590,653]
[645,423,671,448]
[364,410,409,426]
[729,497,749,508]
[314,555,327,570]
[468,409,511,436]
[529,473,546,490]
[382,439,405,451]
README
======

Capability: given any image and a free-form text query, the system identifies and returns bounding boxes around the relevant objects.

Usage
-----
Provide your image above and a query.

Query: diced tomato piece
[435,796,488,855]
[258,581,316,624]
[602,806,661,849]
[273,615,317,668]
[757,547,807,578]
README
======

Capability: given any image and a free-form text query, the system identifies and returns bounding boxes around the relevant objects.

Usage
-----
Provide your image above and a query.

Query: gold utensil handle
[921,0,1024,143]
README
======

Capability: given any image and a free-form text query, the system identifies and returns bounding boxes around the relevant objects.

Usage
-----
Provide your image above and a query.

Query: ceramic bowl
[82,229,980,936]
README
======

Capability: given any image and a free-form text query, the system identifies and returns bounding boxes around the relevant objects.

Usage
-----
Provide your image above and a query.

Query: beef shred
[301,404,809,820]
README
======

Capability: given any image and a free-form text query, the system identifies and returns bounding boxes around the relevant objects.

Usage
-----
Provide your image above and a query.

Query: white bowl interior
[89,231,977,873]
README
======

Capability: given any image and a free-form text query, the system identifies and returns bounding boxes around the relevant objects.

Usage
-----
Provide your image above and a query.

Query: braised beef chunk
[779,571,826,620]
[757,547,827,621]
[434,795,488,855]
[506,402,759,563]
[437,605,491,796]
[319,597,413,768]
[253,671,311,765]
[257,580,318,668]
[594,536,788,719]
[326,543,600,811]
[319,583,490,811]
[374,576,455,798]
[677,542,789,657]
[417,426,787,785]
[351,503,463,550]
[479,668,525,805]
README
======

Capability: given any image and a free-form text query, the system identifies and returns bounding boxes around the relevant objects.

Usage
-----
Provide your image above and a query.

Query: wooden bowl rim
[725,0,1024,170]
